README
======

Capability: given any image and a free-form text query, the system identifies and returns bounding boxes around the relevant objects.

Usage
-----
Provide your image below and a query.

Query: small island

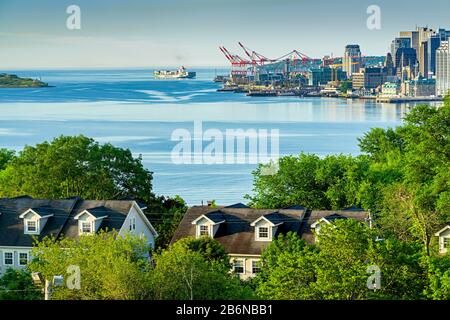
[0,73,49,88]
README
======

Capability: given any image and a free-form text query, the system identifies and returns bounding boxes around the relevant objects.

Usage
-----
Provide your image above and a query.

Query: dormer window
[20,208,54,235]
[250,213,285,242]
[199,225,210,236]
[258,227,269,239]
[74,207,111,236]
[191,212,226,239]
[81,221,93,234]
[26,220,37,233]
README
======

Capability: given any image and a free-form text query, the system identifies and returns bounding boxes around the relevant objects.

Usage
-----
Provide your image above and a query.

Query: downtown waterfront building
[343,45,362,78]
[436,41,450,97]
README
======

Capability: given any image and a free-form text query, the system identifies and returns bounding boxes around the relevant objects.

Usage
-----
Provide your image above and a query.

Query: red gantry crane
[219,46,252,77]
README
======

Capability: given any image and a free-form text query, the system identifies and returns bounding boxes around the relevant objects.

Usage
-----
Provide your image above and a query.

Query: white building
[435,225,450,255]
[0,197,158,275]
[436,41,450,97]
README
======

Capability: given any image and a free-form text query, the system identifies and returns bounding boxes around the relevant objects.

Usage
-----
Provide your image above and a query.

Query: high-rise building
[400,31,420,55]
[391,38,411,62]
[428,35,441,76]
[436,41,450,97]
[401,27,435,78]
[395,47,417,79]
[352,67,386,90]
[343,45,362,78]
[419,41,429,78]
[438,28,450,42]
[385,53,395,76]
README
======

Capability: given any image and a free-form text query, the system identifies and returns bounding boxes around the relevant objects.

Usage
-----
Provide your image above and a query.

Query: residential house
[0,196,158,275]
[435,225,450,255]
[171,204,370,280]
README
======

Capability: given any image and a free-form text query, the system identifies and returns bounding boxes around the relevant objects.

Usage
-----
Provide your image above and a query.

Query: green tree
[150,239,255,300]
[247,153,369,210]
[0,269,42,300]
[149,195,188,249]
[254,233,318,300]
[0,149,15,171]
[0,135,155,205]
[255,220,427,300]
[174,236,230,268]
[28,231,153,300]
[423,255,450,300]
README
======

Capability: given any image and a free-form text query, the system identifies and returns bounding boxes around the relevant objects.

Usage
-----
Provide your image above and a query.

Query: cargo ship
[153,66,196,79]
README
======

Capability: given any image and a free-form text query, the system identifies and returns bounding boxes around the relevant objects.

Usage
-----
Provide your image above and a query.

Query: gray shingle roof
[171,206,307,255]
[171,206,370,255]
[0,197,139,247]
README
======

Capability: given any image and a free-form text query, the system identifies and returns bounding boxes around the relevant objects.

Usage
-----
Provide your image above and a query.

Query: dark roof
[224,203,250,209]
[204,211,227,223]
[284,205,307,210]
[29,206,59,217]
[258,212,290,225]
[82,206,116,219]
[0,197,139,247]
[300,210,369,244]
[171,206,307,255]
[171,207,369,255]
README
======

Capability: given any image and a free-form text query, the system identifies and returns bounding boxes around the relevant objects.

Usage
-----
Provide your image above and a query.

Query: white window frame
[3,252,14,266]
[129,217,136,231]
[233,259,245,274]
[18,252,29,266]
[199,225,210,237]
[80,221,93,234]
[444,237,450,249]
[24,219,39,234]
[256,226,271,241]
[251,260,261,274]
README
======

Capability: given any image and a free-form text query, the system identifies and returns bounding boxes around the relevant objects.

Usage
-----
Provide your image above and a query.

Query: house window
[252,260,261,274]
[4,252,13,266]
[19,253,29,266]
[233,260,244,274]
[199,225,210,237]
[129,217,136,231]
[26,220,37,233]
[444,238,450,249]
[258,227,269,239]
[81,222,92,234]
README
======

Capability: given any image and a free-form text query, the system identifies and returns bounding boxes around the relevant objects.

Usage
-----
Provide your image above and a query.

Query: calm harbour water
[0,68,413,205]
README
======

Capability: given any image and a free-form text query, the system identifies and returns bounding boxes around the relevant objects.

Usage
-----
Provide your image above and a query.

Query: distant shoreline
[0,73,50,88]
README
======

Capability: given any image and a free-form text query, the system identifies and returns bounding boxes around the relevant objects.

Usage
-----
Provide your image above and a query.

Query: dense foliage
[26,234,254,300]
[254,221,449,300]
[0,269,42,300]
[28,231,153,300]
[248,98,450,255]
[150,238,255,300]
[0,135,156,205]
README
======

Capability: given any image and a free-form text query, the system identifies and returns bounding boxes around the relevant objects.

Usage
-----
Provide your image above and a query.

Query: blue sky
[1,0,449,69]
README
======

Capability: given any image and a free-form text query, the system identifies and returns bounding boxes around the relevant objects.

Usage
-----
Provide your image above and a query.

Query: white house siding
[229,254,261,281]
[118,204,155,249]
[438,228,450,254]
[0,247,32,275]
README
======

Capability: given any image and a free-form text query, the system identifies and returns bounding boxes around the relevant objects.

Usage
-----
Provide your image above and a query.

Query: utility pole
[44,279,52,301]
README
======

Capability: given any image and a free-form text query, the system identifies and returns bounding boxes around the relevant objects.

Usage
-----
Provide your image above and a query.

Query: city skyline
[1,0,450,69]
